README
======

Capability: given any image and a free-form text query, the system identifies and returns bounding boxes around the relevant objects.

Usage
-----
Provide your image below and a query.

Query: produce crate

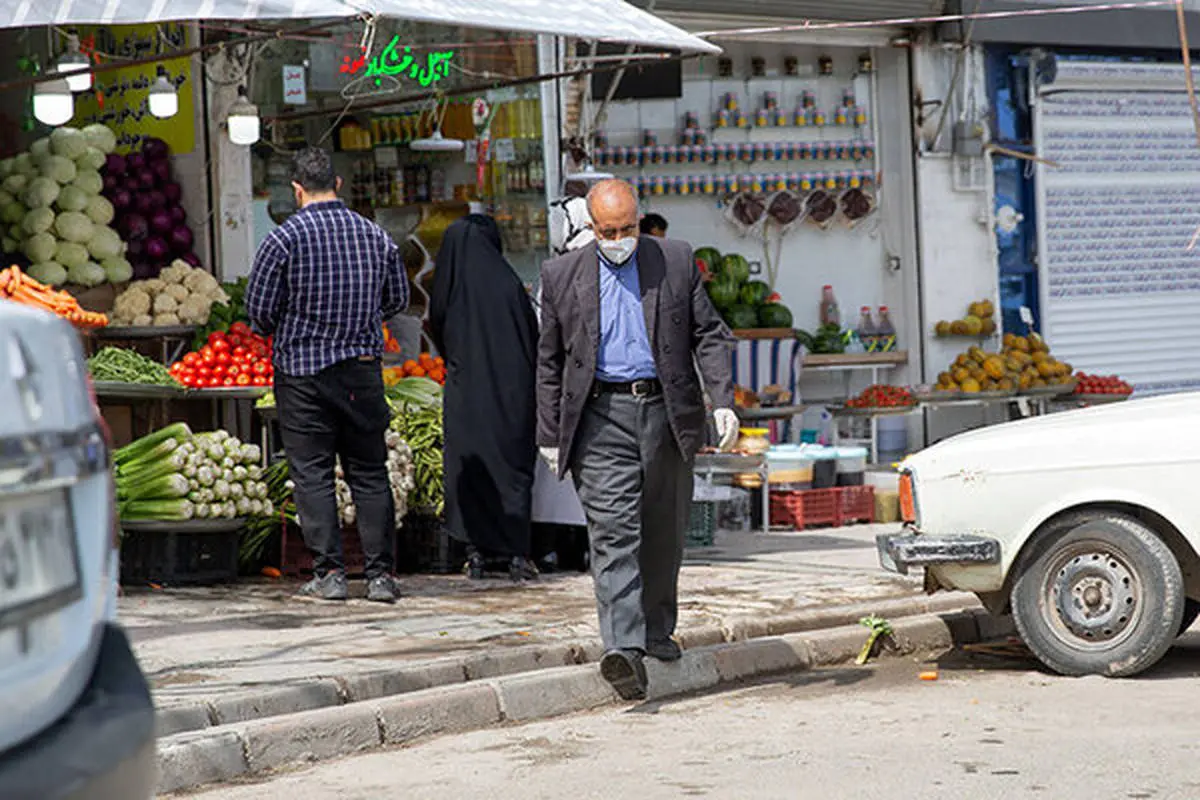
[686,501,717,548]
[120,525,240,586]
[400,512,466,575]
[769,486,876,530]
[280,520,370,577]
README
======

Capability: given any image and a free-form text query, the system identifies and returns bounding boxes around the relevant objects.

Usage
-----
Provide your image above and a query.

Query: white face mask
[598,236,638,265]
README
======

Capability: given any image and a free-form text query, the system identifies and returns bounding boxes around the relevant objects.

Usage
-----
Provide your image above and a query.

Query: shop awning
[2,0,720,54]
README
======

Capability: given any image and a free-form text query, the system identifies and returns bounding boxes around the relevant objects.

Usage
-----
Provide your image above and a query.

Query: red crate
[280,519,367,577]
[839,486,876,525]
[769,486,876,530]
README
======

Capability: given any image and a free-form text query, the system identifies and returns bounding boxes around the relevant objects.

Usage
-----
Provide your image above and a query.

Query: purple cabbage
[111,189,132,210]
[104,153,127,176]
[119,213,149,241]
[134,192,156,215]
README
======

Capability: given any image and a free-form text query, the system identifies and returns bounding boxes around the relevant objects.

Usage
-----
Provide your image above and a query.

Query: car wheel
[1010,512,1183,677]
[1179,598,1200,637]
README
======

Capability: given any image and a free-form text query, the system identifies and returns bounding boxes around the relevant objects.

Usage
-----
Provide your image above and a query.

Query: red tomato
[236,373,252,386]
[212,339,231,354]
[216,351,231,366]
[227,364,241,377]
[232,345,248,358]
[252,361,269,376]
[230,321,250,335]
[183,352,201,367]
[208,331,226,345]
[222,376,235,387]
[229,335,244,348]
[212,364,227,378]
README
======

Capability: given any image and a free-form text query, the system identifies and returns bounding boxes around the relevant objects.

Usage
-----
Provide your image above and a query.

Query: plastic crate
[400,513,466,575]
[120,527,239,586]
[839,486,876,525]
[686,501,717,547]
[769,486,876,530]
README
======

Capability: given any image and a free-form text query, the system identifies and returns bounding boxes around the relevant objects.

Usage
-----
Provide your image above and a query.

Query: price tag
[492,138,516,163]
[374,147,399,169]
[1019,306,1034,329]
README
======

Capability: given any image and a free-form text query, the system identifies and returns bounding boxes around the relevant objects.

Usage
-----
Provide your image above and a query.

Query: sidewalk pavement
[125,523,956,735]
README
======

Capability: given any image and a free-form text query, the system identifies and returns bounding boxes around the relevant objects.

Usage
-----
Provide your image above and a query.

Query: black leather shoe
[600,649,648,701]
[646,639,682,662]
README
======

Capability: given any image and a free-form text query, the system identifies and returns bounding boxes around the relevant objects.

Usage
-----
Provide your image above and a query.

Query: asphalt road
[182,632,1200,800]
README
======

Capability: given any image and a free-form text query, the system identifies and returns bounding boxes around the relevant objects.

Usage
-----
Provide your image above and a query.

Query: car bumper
[877,531,1001,575]
[0,624,156,800]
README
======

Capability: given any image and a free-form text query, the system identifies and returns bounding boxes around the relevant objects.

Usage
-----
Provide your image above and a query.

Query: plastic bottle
[856,306,877,353]
[876,306,897,352]
[820,285,840,328]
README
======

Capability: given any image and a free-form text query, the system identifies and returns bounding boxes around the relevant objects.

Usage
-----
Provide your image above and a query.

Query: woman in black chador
[430,215,539,581]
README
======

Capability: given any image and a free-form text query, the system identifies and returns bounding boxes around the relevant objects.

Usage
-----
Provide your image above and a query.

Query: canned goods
[702,174,716,195]
[800,173,814,191]
[811,142,826,160]
[593,131,608,149]
[724,142,740,162]
[643,129,658,147]
[704,144,718,163]
[594,147,609,167]
[675,175,690,195]
[753,142,768,162]
[750,174,764,193]
[864,140,876,158]
[814,109,827,127]
[786,172,801,191]
[773,173,787,191]
[684,112,700,129]
[716,109,731,129]
[795,108,809,127]
[802,90,816,109]
[694,130,708,146]
[854,106,868,127]
[824,173,838,190]
[722,92,739,111]
[611,146,625,166]
[735,111,749,129]
[646,146,659,165]
[775,110,790,128]
[834,107,848,126]
[652,176,666,195]
[848,172,862,188]
[755,109,770,128]
[764,91,778,110]
[725,174,740,194]
[841,89,856,108]
[632,175,646,196]
[657,145,671,164]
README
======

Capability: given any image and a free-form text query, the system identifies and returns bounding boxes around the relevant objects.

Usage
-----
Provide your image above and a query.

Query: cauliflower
[182,269,220,295]
[153,312,182,326]
[132,314,153,327]
[160,263,191,285]
[140,278,166,295]
[178,296,213,325]
[165,284,190,303]
[113,287,152,319]
[153,293,178,314]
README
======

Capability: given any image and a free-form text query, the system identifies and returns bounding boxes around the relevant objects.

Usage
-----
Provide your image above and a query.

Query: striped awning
[1,0,721,54]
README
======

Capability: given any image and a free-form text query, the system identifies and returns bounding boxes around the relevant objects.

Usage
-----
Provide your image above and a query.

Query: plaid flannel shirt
[246,200,408,377]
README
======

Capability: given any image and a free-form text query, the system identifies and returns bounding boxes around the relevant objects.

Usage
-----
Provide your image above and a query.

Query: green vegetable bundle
[240,460,296,567]
[87,347,176,386]
[390,403,444,514]
[115,424,271,522]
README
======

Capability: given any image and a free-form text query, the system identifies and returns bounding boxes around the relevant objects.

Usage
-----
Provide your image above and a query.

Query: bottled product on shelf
[820,285,840,328]
[876,306,897,352]
[856,306,877,353]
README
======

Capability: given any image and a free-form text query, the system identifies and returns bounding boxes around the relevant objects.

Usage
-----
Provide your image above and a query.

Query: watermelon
[758,303,794,328]
[740,280,771,307]
[725,304,760,330]
[706,278,740,310]
[694,246,721,275]
[720,253,750,285]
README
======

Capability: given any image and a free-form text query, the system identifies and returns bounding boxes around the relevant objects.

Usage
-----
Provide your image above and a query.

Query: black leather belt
[593,379,662,397]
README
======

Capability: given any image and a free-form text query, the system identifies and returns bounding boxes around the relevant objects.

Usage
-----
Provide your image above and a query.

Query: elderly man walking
[537,179,738,700]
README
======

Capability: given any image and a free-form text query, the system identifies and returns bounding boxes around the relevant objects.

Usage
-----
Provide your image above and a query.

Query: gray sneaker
[296,571,348,601]
[366,575,400,604]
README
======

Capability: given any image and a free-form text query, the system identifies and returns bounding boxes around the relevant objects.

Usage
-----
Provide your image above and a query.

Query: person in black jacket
[430,215,540,581]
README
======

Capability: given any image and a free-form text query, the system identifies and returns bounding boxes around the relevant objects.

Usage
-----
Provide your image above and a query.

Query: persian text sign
[74,23,195,155]
[340,36,454,89]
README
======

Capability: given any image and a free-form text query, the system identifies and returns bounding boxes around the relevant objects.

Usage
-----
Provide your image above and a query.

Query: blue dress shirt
[596,251,657,382]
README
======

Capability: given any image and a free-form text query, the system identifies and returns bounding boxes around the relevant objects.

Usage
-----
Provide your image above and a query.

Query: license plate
[0,491,81,630]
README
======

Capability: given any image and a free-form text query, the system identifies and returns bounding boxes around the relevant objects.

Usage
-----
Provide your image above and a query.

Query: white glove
[713,408,740,451]
[539,446,561,476]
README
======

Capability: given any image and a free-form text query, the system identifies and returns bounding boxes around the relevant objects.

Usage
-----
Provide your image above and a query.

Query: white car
[0,302,156,798]
[878,392,1200,678]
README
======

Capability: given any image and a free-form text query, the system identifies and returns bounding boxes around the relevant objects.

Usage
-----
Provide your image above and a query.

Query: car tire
[1010,512,1183,677]
[1179,598,1200,638]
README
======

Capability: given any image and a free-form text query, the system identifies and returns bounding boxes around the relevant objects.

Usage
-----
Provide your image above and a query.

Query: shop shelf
[119,522,242,586]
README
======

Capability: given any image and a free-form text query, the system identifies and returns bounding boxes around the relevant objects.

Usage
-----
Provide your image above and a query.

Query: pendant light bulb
[33,78,75,127]
[148,66,178,119]
[56,34,92,93]
[226,86,260,146]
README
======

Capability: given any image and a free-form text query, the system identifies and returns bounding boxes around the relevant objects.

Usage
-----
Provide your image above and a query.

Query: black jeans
[275,357,395,578]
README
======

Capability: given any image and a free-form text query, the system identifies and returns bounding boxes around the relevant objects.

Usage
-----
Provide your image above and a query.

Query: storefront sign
[492,138,516,164]
[340,36,454,89]
[282,65,307,106]
[74,23,195,155]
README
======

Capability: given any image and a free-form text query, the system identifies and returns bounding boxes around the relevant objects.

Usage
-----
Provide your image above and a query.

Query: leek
[114,422,191,467]
[123,473,190,503]
[121,498,194,521]
[115,449,187,489]
[116,437,181,477]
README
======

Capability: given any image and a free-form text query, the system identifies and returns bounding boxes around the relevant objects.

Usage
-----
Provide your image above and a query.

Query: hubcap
[1047,548,1139,645]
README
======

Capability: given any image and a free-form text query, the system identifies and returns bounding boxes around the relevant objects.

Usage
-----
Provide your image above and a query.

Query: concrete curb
[154,591,977,738]
[158,605,1011,795]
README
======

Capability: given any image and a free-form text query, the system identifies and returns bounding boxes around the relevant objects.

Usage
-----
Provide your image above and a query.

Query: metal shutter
[1034,60,1200,394]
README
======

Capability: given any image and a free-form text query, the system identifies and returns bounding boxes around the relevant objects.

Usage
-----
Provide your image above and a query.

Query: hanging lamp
[226,86,260,146]
[55,34,91,93]
[32,78,74,126]
[410,98,463,152]
[147,66,178,119]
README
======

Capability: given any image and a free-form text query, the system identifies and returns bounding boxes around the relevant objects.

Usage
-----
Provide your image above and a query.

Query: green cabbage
[87,226,123,260]
[67,260,106,288]
[27,261,67,287]
[0,159,12,178]
[54,240,89,269]
[50,127,88,160]
[76,147,106,172]
[21,207,54,236]
[101,256,133,284]
[40,155,77,185]
[8,225,21,241]
[81,124,117,155]
[56,185,88,213]
[29,138,51,159]
[71,169,103,197]
[54,210,93,243]
[1,237,15,254]
[23,177,59,209]
[23,232,57,263]
[0,203,24,225]
[2,174,28,195]
[12,154,36,177]
[85,195,114,226]
[0,190,13,208]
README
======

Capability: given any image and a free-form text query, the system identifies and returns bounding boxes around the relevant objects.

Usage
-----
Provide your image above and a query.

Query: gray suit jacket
[537,236,735,476]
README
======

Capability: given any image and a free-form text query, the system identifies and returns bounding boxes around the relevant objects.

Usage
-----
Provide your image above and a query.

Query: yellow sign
[73,24,195,155]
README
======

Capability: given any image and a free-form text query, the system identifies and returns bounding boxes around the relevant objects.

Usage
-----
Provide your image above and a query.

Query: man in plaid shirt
[247,147,408,603]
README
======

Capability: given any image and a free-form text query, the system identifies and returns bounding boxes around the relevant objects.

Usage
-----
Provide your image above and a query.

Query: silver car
[0,301,155,799]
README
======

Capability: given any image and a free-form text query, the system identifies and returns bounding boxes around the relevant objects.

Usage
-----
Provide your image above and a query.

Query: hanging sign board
[282,65,307,106]
[73,23,195,155]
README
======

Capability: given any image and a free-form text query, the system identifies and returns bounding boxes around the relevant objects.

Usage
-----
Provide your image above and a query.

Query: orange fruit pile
[399,352,445,385]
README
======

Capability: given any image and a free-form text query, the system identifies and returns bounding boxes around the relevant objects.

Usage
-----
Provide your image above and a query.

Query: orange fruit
[402,359,419,373]
[434,356,444,368]
[410,366,427,378]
